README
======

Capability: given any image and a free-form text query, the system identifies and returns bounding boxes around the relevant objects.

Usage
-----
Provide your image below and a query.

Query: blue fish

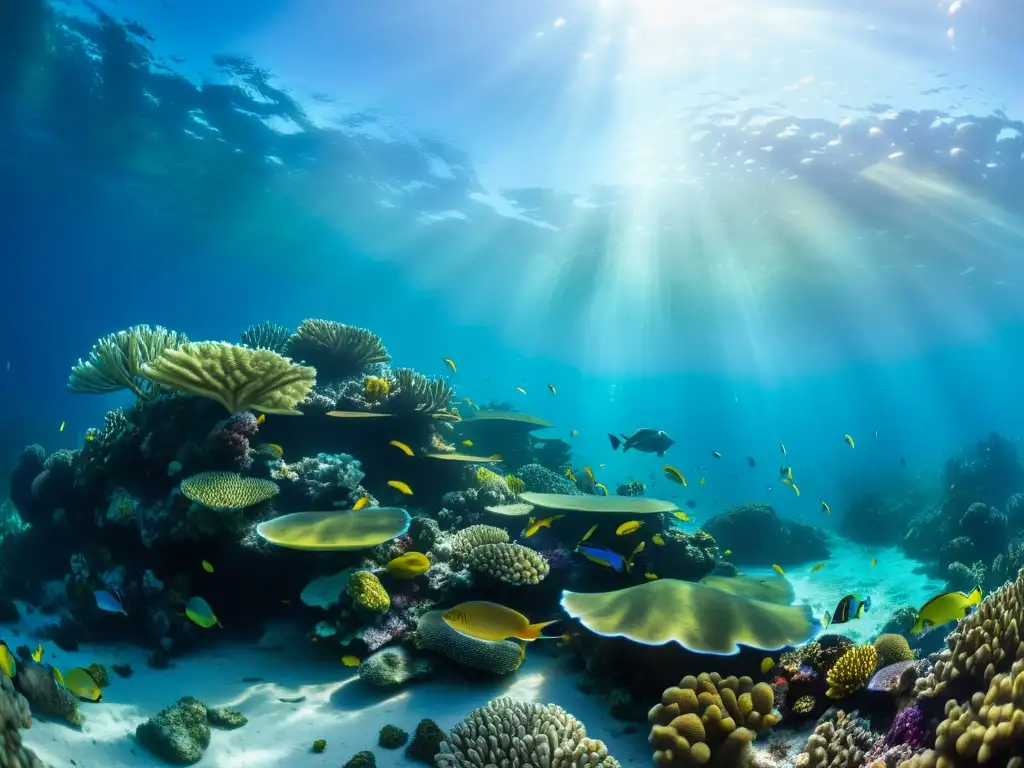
[575,545,628,573]
[93,589,127,615]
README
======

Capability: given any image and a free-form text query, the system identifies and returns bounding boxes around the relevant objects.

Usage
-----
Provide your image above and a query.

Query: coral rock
[358,647,432,688]
[136,697,211,765]
[1,673,44,768]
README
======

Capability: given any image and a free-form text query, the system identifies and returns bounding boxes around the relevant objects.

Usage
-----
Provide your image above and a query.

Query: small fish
[93,589,127,615]
[772,564,785,575]
[780,466,793,480]
[870,557,877,567]
[747,456,756,468]
[442,601,556,642]
[463,397,477,410]
[256,443,284,458]
[760,657,775,674]
[644,572,659,580]
[30,644,43,663]
[565,468,577,482]
[462,440,473,447]
[523,515,564,538]
[810,562,825,572]
[615,520,643,536]
[53,667,64,686]
[711,451,722,459]
[352,497,371,511]
[900,456,906,467]
[608,429,675,456]
[844,434,855,448]
[515,386,527,395]
[64,668,102,701]
[59,421,66,432]
[547,384,556,395]
[185,596,221,628]
[387,480,414,495]
[85,433,95,442]
[389,440,414,456]
[651,533,665,546]
[822,612,831,629]
[672,511,691,522]
[663,466,687,486]
[595,483,609,495]
[780,443,787,457]
[910,586,982,634]
[256,414,266,425]
[387,551,431,578]
[782,477,800,496]
[576,544,629,572]
[723,549,732,557]
[820,499,831,515]
[0,645,15,679]
[584,466,596,482]
[570,430,579,438]
[698,477,706,486]
[873,429,878,438]
[443,357,457,373]
[598,463,606,468]
[685,500,697,509]
[202,560,215,574]
[581,524,598,543]
[830,594,871,625]
[341,655,361,668]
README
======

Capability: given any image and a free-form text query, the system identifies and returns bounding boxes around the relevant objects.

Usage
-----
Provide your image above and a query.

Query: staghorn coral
[285,319,390,380]
[1,673,43,768]
[451,524,509,556]
[648,672,780,767]
[466,542,549,585]
[874,635,915,668]
[179,472,279,510]
[239,321,291,353]
[68,325,189,400]
[142,342,316,415]
[437,696,620,768]
[826,646,878,699]
[347,571,390,613]
[415,610,524,675]
[796,710,875,768]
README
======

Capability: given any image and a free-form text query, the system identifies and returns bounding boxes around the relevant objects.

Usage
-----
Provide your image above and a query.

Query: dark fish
[684,500,697,509]
[829,594,871,626]
[608,429,675,456]
[900,457,906,467]
[747,456,756,468]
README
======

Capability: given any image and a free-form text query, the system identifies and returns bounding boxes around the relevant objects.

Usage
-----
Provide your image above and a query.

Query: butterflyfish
[202,560,214,573]
[820,499,831,515]
[0,645,15,678]
[830,594,871,625]
[711,451,722,459]
[387,480,414,495]
[821,612,831,629]
[595,483,609,495]
[352,496,371,510]
[31,644,43,663]
[663,466,687,486]
[772,564,785,575]
[672,511,691,522]
[341,655,361,667]
[389,440,415,456]
[442,601,557,642]
[584,466,596,482]
[651,533,665,546]
[515,386,527,395]
[256,414,266,425]
[615,520,643,536]
[547,384,556,395]
[760,657,775,674]
[580,524,598,543]
[810,562,825,572]
[910,586,982,635]
[522,515,564,538]
[386,552,431,578]
[844,434,855,448]
[93,589,127,615]
[462,440,473,447]
[185,596,221,628]
[443,357,457,373]
[64,668,102,701]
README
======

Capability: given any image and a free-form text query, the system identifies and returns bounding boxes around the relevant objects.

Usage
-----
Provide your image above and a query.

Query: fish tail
[607,433,621,451]
[522,620,559,641]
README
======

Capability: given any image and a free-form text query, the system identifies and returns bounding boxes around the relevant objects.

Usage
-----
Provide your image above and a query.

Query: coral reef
[702,503,829,566]
[347,572,390,613]
[136,697,211,765]
[826,645,877,699]
[68,325,189,400]
[0,673,43,768]
[239,321,291,353]
[465,542,549,585]
[358,646,432,687]
[414,610,524,675]
[796,710,875,768]
[873,635,914,668]
[378,724,409,749]
[285,319,389,381]
[406,719,445,764]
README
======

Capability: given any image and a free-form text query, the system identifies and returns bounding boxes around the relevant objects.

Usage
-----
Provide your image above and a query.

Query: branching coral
[466,542,549,585]
[239,321,291,353]
[796,710,875,768]
[415,610,524,675]
[142,341,317,415]
[826,645,877,699]
[68,325,189,400]
[648,672,780,767]
[180,472,279,510]
[347,571,390,613]
[285,319,390,380]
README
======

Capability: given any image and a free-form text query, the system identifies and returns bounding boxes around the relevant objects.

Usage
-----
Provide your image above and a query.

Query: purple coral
[204,411,259,471]
[358,613,411,652]
[867,705,928,763]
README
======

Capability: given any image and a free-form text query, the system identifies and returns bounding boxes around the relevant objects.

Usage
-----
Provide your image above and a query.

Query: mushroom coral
[560,578,816,655]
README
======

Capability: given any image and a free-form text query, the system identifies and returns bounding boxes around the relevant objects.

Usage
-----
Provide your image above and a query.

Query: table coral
[347,572,390,613]
[179,472,279,510]
[466,542,549,585]
[826,645,878,699]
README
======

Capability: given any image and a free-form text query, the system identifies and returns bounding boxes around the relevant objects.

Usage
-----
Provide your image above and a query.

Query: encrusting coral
[1,673,44,768]
[347,571,390,613]
[466,542,550,585]
[179,472,280,511]
[826,645,878,699]
[436,696,620,768]
[648,672,780,767]
[414,610,524,675]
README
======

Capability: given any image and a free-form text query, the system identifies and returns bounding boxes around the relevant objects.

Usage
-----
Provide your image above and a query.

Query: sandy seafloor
[2,537,945,768]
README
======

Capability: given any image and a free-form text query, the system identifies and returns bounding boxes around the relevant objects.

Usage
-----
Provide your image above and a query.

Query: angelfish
[185,596,221,628]
[93,589,127,615]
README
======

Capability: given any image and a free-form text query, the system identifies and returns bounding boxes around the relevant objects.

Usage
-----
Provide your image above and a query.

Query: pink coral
[204,411,259,471]
[866,705,927,763]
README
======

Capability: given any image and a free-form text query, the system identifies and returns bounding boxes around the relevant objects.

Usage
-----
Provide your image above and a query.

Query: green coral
[344,751,376,768]
[179,472,280,511]
[207,706,247,729]
[347,571,390,613]
[406,719,444,764]
[136,697,211,765]
[378,724,409,748]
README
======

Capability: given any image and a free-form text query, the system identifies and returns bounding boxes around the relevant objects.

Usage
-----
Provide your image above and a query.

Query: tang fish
[827,594,871,628]
[820,499,831,515]
[0,644,16,678]
[341,655,361,667]
[462,440,473,447]
[352,497,371,510]
[256,414,266,425]
[387,480,414,495]
[185,596,221,628]
[389,440,415,456]
[608,429,675,456]
[443,357,457,373]
[810,562,825,572]
[772,564,785,575]
[615,521,643,536]
[844,434,855,448]
[910,586,982,635]
[93,589,127,615]
[31,644,43,663]
[580,524,598,543]
[651,534,665,546]
[672,510,691,522]
[523,515,564,538]
[255,443,284,458]
[663,466,687,486]
[442,601,556,642]
[202,560,214,573]
[386,552,431,578]
[64,668,102,701]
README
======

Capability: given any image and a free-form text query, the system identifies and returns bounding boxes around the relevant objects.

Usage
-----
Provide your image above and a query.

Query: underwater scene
[5,0,1024,766]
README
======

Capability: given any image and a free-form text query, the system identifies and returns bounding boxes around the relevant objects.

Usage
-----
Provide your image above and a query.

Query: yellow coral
[873,633,914,667]
[475,466,513,497]
[346,571,390,613]
[363,375,391,401]
[506,475,525,496]
[825,645,877,699]
[792,695,815,714]
[179,472,279,510]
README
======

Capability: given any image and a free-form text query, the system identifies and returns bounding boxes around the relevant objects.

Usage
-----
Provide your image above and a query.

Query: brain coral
[414,610,524,675]
[466,542,549,585]
[347,571,390,613]
[1,673,44,768]
[874,634,914,668]
[826,645,878,699]
[451,524,509,556]
[179,472,279,510]
[648,672,780,767]
[436,697,620,768]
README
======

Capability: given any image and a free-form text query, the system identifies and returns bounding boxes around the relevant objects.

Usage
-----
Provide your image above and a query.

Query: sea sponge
[285,319,389,380]
[414,610,524,675]
[451,524,509,556]
[436,696,620,768]
[826,645,878,699]
[795,710,875,768]
[68,325,189,399]
[874,634,914,667]
[1,672,44,768]
[363,375,391,401]
[378,724,409,749]
[466,542,549,585]
[142,341,316,415]
[179,472,279,510]
[648,672,780,767]
[347,572,390,613]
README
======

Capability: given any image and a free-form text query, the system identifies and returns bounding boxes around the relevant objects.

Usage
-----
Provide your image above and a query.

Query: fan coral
[874,634,914,668]
[451,524,509,556]
[239,321,291,353]
[466,542,549,585]
[68,325,189,400]
[285,319,390,380]
[648,672,780,767]
[415,610,524,675]
[179,472,280,510]
[347,572,390,613]
[826,645,878,699]
[0,673,44,768]
[436,697,620,768]
[796,710,875,768]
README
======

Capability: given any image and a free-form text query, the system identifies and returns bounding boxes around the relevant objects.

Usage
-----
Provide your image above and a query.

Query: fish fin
[523,620,560,640]
[607,434,621,451]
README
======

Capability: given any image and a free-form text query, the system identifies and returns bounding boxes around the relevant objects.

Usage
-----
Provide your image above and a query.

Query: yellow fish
[672,511,691,522]
[515,386,527,395]
[772,564,785,575]
[442,601,556,642]
[565,468,576,482]
[0,644,15,678]
[463,397,477,410]
[615,520,643,536]
[85,433,95,442]
[871,557,878,567]
[811,562,825,572]
[760,657,775,674]
[547,384,556,395]
[644,572,659,581]
[53,667,64,686]
[651,534,665,546]
[723,549,732,557]
[443,357,457,373]
[595,483,609,495]
[782,477,800,496]
[910,586,982,634]
[256,443,284,458]
[663,466,687,486]
[341,655,361,667]
[386,552,431,578]
[256,414,266,425]
[584,466,596,483]
[580,524,598,543]
[389,440,414,456]
[844,434,855,448]
[59,421,66,432]
[387,480,414,495]
[202,560,215,574]
[64,668,102,701]
[185,596,221,629]
[31,644,43,663]
[820,499,831,515]
[462,440,473,447]
[699,477,706,486]
[523,515,564,537]
[352,497,371,511]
